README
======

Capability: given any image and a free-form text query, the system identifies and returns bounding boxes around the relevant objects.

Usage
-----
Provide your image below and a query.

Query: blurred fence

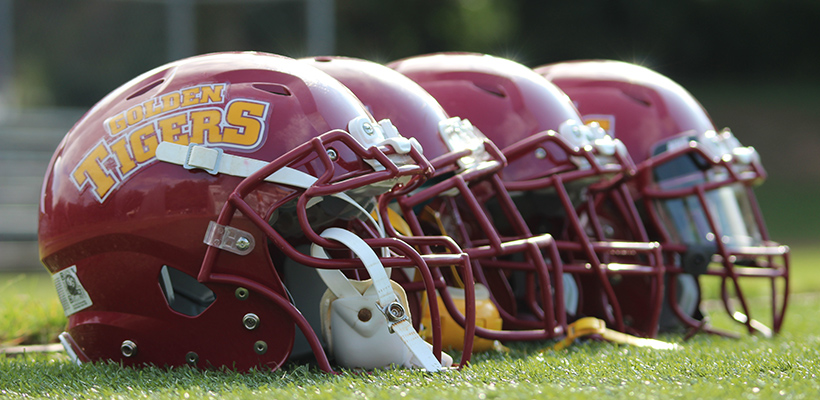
[0,107,85,271]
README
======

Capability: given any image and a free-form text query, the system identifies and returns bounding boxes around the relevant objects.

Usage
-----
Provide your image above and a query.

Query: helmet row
[39,51,788,372]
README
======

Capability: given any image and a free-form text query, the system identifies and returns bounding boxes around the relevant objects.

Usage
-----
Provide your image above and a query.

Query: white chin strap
[312,228,449,372]
[156,141,388,254]
[157,140,445,371]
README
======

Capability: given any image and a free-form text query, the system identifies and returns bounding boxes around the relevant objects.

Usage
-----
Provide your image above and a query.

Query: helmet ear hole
[159,265,216,317]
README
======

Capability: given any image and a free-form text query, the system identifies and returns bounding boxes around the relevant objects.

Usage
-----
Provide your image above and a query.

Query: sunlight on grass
[1,245,818,399]
[0,273,66,345]
[2,294,819,399]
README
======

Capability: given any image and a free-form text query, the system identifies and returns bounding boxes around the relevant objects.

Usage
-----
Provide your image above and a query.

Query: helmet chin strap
[157,140,445,371]
[312,228,449,372]
[156,141,389,257]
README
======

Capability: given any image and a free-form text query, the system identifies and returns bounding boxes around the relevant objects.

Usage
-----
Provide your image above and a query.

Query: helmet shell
[390,52,585,182]
[38,52,384,370]
[535,59,716,166]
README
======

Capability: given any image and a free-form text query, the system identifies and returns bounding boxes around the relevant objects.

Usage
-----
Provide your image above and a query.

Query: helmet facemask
[639,128,787,336]
[189,119,475,372]
[381,118,568,343]
[498,119,665,338]
[389,53,666,339]
[537,59,789,338]
[302,56,584,354]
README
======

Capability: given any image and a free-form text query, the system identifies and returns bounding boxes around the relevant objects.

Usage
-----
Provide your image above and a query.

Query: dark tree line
[11,0,820,107]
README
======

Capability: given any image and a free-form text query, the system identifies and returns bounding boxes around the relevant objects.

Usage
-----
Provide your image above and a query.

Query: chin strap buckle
[382,301,408,333]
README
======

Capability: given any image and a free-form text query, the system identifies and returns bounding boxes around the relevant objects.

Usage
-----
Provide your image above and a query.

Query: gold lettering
[181,88,200,107]
[106,114,127,136]
[72,143,116,199]
[106,84,228,138]
[125,104,144,126]
[160,92,180,113]
[143,98,163,119]
[109,138,136,175]
[190,109,222,144]
[223,101,266,146]
[158,114,190,145]
[130,124,160,163]
[200,84,225,104]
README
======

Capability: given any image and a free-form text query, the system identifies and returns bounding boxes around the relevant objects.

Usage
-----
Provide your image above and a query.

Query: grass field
[1,246,819,399]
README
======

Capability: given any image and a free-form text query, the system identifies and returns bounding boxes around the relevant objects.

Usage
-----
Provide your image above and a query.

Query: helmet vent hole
[126,79,165,100]
[620,88,652,107]
[253,83,291,96]
[473,82,506,98]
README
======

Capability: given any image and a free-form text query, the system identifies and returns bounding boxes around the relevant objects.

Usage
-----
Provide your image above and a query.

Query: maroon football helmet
[303,55,569,344]
[390,53,666,338]
[38,52,473,372]
[537,59,789,336]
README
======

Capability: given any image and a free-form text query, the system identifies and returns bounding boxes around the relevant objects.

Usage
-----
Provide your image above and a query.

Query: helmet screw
[235,287,249,300]
[358,308,372,322]
[362,122,375,135]
[186,351,199,366]
[120,340,137,358]
[243,313,260,330]
[235,236,251,251]
[254,340,268,355]
[327,148,338,161]
[534,148,547,159]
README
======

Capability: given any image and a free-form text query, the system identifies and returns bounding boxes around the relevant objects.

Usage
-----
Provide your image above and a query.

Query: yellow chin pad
[551,317,681,351]
[419,284,503,352]
[372,207,414,236]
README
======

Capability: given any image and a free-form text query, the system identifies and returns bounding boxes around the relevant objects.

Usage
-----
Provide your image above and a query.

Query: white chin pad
[314,227,449,371]
[321,279,452,370]
[328,294,412,369]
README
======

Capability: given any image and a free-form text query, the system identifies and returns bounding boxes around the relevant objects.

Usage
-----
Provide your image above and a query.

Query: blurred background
[1,0,818,271]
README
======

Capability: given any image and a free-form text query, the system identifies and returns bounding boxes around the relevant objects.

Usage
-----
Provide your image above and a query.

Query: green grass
[0,273,65,346]
[2,245,820,399]
[2,296,819,399]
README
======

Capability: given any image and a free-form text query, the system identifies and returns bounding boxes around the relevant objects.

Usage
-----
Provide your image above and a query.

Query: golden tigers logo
[71,83,271,202]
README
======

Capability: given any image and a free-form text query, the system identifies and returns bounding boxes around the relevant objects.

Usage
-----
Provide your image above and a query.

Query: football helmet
[302,56,567,346]
[38,52,471,372]
[390,53,666,338]
[537,59,789,335]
